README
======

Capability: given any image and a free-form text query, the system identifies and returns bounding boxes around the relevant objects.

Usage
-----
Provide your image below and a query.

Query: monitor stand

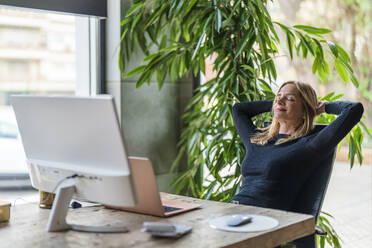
[46,180,128,233]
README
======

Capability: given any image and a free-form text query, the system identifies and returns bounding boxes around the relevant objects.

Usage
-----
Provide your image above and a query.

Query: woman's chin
[273,113,287,120]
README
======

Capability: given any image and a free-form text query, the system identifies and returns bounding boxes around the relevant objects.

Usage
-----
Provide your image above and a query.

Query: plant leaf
[294,25,332,34]
[125,65,147,78]
[327,41,338,58]
[234,29,254,59]
[192,32,206,60]
[286,31,295,59]
[334,59,349,83]
[125,2,144,17]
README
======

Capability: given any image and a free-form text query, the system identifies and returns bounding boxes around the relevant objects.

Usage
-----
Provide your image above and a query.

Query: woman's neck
[278,121,300,135]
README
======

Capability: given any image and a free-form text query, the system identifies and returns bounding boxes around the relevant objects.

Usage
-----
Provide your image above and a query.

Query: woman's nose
[276,96,284,105]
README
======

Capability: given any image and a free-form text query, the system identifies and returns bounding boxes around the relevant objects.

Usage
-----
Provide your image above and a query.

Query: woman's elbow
[353,102,364,120]
[232,103,242,116]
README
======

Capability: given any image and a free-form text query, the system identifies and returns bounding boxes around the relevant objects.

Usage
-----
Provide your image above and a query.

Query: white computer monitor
[11,95,137,232]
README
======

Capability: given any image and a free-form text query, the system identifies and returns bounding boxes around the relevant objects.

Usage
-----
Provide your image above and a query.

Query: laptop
[107,156,201,217]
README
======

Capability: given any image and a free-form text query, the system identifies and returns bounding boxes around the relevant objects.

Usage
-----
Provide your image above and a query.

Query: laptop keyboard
[163,205,182,213]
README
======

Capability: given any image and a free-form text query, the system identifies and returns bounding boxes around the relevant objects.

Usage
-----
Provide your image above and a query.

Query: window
[0,6,96,178]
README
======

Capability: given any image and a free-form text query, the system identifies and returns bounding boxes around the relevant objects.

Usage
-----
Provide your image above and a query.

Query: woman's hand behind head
[316,101,326,115]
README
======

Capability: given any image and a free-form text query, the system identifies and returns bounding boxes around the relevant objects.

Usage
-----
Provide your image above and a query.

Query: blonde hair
[251,81,318,145]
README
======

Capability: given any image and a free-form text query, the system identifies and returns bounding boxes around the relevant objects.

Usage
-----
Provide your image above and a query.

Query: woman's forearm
[232,100,273,118]
[309,101,364,152]
[325,101,363,117]
[232,100,273,144]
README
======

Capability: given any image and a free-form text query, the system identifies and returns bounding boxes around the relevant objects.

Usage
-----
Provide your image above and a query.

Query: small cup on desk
[0,200,11,222]
[39,190,55,209]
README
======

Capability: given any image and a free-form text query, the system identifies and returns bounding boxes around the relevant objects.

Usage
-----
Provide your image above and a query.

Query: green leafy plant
[317,212,342,248]
[119,1,370,247]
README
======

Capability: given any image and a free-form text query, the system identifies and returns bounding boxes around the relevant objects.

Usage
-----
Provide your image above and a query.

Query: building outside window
[0,6,76,177]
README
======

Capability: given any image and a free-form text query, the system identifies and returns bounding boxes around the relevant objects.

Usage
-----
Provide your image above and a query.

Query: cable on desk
[12,174,87,207]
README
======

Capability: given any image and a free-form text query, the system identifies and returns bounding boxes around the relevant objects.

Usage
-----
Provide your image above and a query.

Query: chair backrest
[289,125,336,221]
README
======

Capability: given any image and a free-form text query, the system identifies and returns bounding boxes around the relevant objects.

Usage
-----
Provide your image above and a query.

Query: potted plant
[119,1,370,247]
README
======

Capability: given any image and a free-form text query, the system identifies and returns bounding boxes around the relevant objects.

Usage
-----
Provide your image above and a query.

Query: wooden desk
[0,193,314,248]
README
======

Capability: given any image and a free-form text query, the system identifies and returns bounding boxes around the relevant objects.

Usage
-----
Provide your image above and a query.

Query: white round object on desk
[209,214,279,232]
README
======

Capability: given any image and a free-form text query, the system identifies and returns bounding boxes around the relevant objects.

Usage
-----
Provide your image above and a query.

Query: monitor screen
[11,95,137,232]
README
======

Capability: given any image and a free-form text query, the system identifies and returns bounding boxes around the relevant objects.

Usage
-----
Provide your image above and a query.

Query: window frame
[0,0,107,18]
[75,16,105,96]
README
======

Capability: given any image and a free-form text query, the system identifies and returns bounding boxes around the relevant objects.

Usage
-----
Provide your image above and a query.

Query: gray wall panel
[121,81,180,175]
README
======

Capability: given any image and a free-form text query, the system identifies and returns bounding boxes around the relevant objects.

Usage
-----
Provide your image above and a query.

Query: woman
[231,81,364,211]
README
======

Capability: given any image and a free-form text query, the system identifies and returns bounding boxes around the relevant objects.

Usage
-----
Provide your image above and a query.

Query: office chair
[289,125,336,248]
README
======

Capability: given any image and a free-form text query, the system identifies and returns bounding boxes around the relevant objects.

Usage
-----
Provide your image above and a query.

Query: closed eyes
[276,96,295,102]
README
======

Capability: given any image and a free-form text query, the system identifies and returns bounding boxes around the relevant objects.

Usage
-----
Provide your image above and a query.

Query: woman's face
[273,83,304,124]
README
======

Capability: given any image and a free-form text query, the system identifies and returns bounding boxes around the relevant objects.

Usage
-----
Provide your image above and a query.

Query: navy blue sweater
[232,100,364,210]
